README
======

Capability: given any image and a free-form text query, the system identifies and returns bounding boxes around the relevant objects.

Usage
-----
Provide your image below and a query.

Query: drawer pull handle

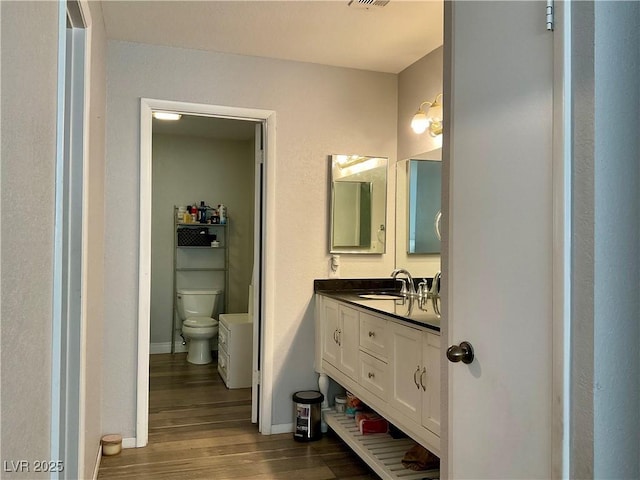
[368,372,375,379]
[420,367,427,391]
[368,331,375,338]
[413,366,421,389]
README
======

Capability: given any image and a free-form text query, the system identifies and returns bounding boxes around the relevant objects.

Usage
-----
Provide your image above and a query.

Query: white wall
[0,3,58,476]
[104,40,397,435]
[151,133,255,346]
[572,1,640,478]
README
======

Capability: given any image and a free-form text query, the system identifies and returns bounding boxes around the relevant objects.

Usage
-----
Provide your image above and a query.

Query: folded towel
[401,444,440,471]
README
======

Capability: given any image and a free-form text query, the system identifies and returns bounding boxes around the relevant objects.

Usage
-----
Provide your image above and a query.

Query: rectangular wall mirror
[395,148,442,275]
[329,154,387,254]
[408,159,442,254]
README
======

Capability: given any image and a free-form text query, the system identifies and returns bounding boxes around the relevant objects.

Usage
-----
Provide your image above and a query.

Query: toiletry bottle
[218,204,227,224]
[190,206,197,223]
[199,201,207,223]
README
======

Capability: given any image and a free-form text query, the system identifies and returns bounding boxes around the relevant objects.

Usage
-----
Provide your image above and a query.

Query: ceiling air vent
[348,0,390,10]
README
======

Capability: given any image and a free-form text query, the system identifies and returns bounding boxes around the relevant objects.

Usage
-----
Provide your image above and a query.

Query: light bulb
[153,112,182,121]
[411,111,429,134]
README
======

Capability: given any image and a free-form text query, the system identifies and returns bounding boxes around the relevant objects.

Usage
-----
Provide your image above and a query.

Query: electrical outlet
[329,255,340,278]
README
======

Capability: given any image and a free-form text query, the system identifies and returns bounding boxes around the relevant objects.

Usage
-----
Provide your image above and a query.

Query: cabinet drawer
[218,323,230,351]
[359,351,389,401]
[359,312,389,360]
[218,348,229,385]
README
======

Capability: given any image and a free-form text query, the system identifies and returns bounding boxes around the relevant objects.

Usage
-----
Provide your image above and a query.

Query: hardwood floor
[97,353,379,480]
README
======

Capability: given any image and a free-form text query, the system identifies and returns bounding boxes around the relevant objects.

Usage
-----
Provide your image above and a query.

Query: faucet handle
[396,278,408,295]
[417,279,428,299]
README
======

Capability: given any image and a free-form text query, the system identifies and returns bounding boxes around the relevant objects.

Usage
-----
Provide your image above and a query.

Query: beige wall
[104,40,397,434]
[0,3,59,476]
[397,46,443,162]
[83,1,108,477]
[395,47,443,276]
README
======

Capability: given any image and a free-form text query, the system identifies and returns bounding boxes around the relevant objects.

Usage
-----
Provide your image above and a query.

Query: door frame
[52,0,92,477]
[137,98,277,446]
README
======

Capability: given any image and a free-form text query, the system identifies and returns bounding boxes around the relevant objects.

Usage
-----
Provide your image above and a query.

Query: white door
[445,2,556,478]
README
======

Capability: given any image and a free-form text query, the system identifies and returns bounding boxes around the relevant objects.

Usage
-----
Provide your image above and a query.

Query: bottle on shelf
[218,204,227,224]
[199,201,208,223]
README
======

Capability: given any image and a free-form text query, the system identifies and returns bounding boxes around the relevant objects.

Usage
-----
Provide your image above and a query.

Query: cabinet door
[389,322,422,422]
[338,305,359,381]
[321,298,340,368]
[421,331,441,436]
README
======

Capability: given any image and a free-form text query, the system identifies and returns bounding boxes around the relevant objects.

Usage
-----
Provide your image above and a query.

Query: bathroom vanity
[314,279,441,480]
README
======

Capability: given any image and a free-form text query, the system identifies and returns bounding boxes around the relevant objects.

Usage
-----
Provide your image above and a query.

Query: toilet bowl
[182,317,219,364]
[176,288,223,365]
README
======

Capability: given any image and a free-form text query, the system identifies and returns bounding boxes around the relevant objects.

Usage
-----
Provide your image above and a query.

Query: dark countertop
[314,278,441,332]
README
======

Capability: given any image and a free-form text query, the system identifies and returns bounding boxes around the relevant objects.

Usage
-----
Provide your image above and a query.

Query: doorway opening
[137,99,277,447]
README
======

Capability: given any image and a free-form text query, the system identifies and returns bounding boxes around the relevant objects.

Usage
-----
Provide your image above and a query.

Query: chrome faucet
[391,268,416,296]
[430,271,441,316]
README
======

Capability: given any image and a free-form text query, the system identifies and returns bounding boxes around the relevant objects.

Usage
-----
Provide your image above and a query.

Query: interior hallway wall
[0,1,108,478]
[0,3,59,476]
[83,1,108,477]
[151,133,254,348]
[571,1,640,478]
[104,40,397,436]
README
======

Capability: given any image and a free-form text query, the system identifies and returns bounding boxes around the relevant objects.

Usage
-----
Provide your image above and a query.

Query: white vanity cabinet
[321,298,359,382]
[389,322,441,436]
[316,294,441,479]
[422,331,441,436]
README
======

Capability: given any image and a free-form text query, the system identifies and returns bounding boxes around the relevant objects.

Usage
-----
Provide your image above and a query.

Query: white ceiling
[101,0,444,74]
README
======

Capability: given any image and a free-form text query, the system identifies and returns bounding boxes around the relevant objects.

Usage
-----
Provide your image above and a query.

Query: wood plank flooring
[97,353,379,480]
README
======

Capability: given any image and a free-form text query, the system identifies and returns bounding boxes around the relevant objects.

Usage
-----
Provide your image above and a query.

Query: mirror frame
[329,154,388,254]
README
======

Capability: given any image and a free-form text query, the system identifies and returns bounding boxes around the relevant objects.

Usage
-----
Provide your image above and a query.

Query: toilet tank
[176,289,223,320]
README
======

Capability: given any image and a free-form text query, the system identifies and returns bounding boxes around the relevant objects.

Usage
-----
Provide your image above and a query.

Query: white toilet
[176,288,223,364]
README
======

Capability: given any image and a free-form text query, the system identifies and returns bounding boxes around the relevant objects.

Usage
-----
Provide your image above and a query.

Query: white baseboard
[270,423,294,435]
[122,437,137,449]
[149,342,219,354]
[149,342,188,354]
[92,444,102,480]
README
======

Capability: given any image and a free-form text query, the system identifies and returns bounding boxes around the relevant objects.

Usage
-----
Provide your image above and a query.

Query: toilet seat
[184,316,217,328]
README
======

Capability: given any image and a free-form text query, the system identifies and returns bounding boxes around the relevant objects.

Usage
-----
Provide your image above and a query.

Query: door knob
[446,341,474,364]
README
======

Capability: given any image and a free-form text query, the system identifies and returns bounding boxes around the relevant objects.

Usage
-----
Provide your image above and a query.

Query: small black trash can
[292,390,324,442]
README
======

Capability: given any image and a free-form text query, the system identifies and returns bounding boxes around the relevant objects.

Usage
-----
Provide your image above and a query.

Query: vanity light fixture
[336,154,368,169]
[152,111,182,121]
[411,93,443,136]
